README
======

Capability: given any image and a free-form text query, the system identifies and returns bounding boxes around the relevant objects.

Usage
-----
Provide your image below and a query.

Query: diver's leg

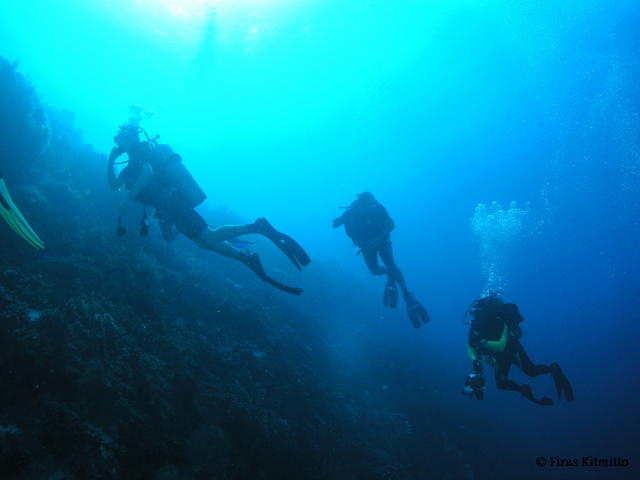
[494,358,520,392]
[513,342,551,377]
[193,235,258,276]
[513,340,574,402]
[377,241,429,323]
[170,208,301,294]
[188,222,249,261]
[175,211,308,270]
[202,221,312,272]
[169,204,251,246]
[378,241,410,296]
[206,240,246,260]
[496,352,553,405]
[362,248,388,276]
[201,240,303,295]
[196,224,251,247]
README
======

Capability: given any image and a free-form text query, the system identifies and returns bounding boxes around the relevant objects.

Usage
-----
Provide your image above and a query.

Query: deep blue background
[1,1,638,478]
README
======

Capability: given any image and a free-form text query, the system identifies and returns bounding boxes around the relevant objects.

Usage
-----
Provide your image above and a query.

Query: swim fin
[550,363,574,402]
[0,174,44,250]
[242,252,303,296]
[383,278,398,308]
[521,383,554,406]
[250,218,311,270]
[405,293,430,328]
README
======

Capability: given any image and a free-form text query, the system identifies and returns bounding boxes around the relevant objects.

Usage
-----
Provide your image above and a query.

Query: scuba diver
[107,122,310,295]
[0,171,44,250]
[332,192,430,328]
[462,293,574,405]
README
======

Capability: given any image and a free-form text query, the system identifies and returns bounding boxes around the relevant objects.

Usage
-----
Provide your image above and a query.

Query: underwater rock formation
[0,58,478,479]
[0,57,47,182]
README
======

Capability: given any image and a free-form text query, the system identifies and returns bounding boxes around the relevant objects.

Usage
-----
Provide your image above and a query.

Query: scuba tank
[151,146,207,208]
[111,124,207,237]
[137,127,207,209]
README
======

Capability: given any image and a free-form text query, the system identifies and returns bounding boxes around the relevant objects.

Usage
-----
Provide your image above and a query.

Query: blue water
[1,1,639,478]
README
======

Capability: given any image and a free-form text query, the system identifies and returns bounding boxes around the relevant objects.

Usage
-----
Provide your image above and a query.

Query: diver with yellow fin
[107,120,310,295]
[0,171,44,250]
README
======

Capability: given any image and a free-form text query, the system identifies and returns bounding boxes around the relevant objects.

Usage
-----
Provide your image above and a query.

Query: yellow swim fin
[0,173,45,250]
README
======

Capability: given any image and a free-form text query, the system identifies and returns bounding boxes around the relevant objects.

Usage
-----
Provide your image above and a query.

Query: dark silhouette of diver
[107,123,310,295]
[333,192,430,327]
[463,293,574,405]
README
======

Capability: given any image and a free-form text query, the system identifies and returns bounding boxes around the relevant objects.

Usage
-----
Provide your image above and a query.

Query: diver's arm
[332,213,345,228]
[127,162,153,201]
[467,345,480,362]
[482,323,508,353]
[380,206,395,232]
[107,147,124,190]
[386,217,395,232]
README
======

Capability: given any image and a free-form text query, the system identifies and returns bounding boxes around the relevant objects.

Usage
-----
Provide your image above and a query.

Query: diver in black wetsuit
[332,192,430,328]
[107,123,310,295]
[463,293,574,405]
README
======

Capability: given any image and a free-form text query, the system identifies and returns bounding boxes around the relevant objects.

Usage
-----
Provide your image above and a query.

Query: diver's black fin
[242,252,303,296]
[521,384,554,406]
[551,363,563,399]
[405,294,430,328]
[551,363,574,402]
[383,278,398,308]
[252,218,311,270]
[251,218,311,270]
[261,275,303,296]
[536,396,554,406]
[563,376,574,402]
[281,231,311,268]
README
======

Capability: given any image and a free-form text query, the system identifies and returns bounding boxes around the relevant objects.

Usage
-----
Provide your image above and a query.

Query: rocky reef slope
[0,57,477,480]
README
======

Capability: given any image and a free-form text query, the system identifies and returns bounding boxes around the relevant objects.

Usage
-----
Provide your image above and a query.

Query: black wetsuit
[336,195,430,325]
[338,198,414,297]
[468,303,554,404]
[343,202,393,249]
[493,339,551,391]
[342,200,398,269]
